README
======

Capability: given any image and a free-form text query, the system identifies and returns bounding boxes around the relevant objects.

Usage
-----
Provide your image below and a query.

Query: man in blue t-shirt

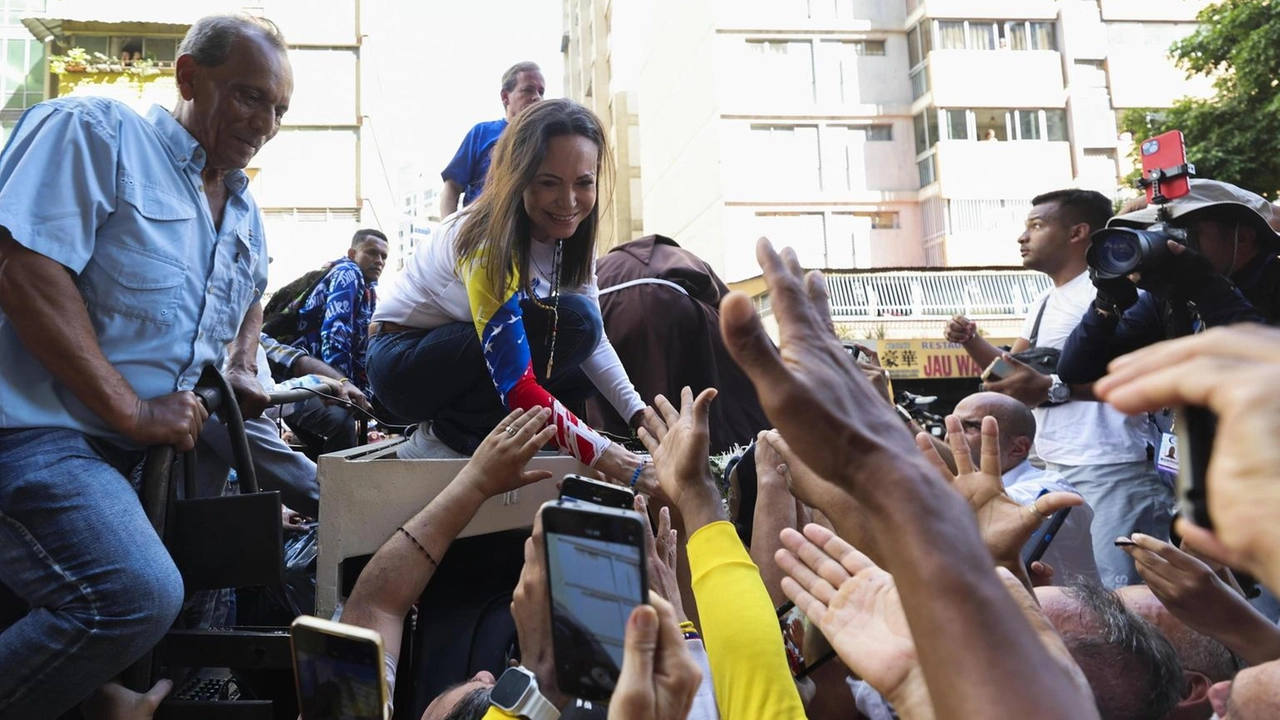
[439,61,545,216]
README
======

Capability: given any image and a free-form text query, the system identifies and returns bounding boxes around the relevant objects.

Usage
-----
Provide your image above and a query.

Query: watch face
[491,668,531,708]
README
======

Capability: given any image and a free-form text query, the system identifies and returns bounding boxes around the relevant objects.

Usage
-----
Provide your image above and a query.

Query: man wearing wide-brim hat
[1057,178,1276,385]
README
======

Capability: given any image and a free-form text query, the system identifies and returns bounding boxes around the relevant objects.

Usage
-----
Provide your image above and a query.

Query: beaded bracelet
[629,461,646,489]
[397,526,438,568]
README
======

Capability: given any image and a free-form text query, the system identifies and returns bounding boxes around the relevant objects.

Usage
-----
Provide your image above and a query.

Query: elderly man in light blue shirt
[0,14,292,717]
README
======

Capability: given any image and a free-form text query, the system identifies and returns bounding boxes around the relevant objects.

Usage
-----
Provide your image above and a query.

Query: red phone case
[1140,130,1190,203]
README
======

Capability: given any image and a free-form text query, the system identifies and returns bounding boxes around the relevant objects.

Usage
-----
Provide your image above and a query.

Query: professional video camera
[1086,130,1194,279]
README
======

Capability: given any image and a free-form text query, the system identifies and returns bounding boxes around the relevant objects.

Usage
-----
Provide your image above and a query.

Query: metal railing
[821,269,1051,319]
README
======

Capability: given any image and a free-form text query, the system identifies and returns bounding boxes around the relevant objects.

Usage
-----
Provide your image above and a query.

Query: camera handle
[1139,162,1196,207]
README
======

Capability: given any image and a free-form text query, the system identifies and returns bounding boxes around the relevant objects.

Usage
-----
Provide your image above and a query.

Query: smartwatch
[1047,374,1070,405]
[490,666,560,720]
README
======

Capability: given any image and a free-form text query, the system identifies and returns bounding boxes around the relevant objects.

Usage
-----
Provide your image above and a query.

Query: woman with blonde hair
[368,99,651,485]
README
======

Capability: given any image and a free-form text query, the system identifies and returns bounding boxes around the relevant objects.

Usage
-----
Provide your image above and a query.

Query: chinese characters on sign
[875,339,1015,379]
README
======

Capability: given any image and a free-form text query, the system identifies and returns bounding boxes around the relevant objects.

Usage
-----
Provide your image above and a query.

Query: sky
[360,0,566,206]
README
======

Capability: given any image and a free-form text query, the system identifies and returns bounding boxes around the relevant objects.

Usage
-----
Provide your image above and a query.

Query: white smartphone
[291,615,388,720]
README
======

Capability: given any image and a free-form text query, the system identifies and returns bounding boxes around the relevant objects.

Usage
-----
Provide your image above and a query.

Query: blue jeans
[367,295,602,454]
[0,428,184,718]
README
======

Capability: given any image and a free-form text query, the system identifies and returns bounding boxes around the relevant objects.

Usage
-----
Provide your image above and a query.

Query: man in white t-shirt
[945,189,1170,588]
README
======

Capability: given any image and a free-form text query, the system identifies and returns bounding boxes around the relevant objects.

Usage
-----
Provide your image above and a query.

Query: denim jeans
[0,427,184,718]
[367,294,602,453]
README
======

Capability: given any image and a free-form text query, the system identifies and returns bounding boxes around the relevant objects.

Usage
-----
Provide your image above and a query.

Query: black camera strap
[1027,298,1049,349]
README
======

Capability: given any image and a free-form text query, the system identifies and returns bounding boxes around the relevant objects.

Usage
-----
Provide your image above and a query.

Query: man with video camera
[1058,179,1277,385]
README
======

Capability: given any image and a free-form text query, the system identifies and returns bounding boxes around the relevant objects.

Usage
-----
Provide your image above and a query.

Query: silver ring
[504,425,518,437]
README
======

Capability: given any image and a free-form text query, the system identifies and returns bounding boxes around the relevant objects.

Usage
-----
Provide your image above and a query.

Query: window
[906,22,931,67]
[853,40,886,56]
[2,38,42,110]
[937,108,1068,143]
[913,110,941,154]
[938,21,966,49]
[918,155,936,187]
[945,109,968,140]
[910,66,928,100]
[866,124,893,141]
[69,35,180,65]
[932,20,1056,51]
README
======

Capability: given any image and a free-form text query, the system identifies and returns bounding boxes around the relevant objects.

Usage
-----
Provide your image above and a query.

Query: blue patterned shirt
[292,257,375,393]
[0,99,268,440]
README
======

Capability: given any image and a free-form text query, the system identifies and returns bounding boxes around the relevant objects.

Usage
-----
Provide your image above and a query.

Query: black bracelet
[397,526,438,568]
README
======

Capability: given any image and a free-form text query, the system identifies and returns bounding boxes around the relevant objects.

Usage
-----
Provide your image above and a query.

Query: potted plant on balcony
[48,47,90,74]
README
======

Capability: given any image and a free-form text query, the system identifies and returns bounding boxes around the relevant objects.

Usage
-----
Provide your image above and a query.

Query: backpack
[262,265,331,343]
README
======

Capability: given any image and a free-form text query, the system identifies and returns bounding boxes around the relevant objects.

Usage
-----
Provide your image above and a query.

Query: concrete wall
[920,0,1058,21]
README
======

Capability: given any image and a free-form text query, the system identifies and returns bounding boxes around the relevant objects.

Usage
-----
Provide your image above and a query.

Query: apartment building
[568,0,1214,281]
[562,0,646,251]
[11,0,374,291]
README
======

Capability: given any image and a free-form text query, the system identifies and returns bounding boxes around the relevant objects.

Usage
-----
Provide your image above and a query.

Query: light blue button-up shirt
[0,98,269,441]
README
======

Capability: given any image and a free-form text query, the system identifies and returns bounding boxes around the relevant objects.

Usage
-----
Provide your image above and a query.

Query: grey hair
[178,14,287,67]
[1063,580,1184,720]
[501,61,541,93]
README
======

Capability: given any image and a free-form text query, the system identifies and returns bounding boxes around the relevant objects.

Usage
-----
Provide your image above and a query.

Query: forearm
[750,473,796,608]
[343,476,487,634]
[688,521,805,719]
[227,301,264,373]
[440,180,462,216]
[292,355,342,381]
[854,456,1098,720]
[1202,598,1280,667]
[958,335,1003,369]
[0,240,137,428]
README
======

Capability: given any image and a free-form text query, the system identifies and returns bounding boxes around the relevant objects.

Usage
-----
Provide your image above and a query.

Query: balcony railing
[822,269,1050,319]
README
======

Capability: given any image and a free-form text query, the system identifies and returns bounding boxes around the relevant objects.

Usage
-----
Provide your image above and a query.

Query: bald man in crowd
[950,391,1100,584]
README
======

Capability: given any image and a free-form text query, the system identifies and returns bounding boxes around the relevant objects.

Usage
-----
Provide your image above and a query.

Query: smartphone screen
[777,602,837,679]
[543,502,647,702]
[292,618,386,720]
[1021,504,1072,568]
[560,474,636,510]
[1141,130,1190,203]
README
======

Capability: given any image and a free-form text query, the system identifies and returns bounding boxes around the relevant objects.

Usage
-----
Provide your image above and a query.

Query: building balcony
[931,139,1073,200]
[925,50,1065,108]
[1098,0,1214,22]
[911,0,1057,22]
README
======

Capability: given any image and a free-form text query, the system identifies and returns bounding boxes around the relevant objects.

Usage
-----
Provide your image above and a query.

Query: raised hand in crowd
[751,430,811,607]
[511,510,570,710]
[917,414,1082,585]
[636,494,688,622]
[944,314,977,344]
[637,387,725,532]
[721,237,1100,720]
[1119,532,1280,667]
[775,524,932,720]
[849,342,893,405]
[1096,323,1280,589]
[608,594,703,720]
[343,406,556,665]
[762,429,881,564]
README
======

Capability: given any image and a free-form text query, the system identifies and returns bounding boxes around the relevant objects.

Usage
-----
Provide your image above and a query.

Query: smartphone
[777,602,838,679]
[982,357,1014,382]
[291,615,388,720]
[560,473,636,510]
[841,341,871,364]
[1176,406,1216,530]
[542,500,648,702]
[1141,130,1191,203]
[1021,500,1072,569]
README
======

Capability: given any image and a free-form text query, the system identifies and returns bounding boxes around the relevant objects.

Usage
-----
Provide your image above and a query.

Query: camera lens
[1089,229,1143,277]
